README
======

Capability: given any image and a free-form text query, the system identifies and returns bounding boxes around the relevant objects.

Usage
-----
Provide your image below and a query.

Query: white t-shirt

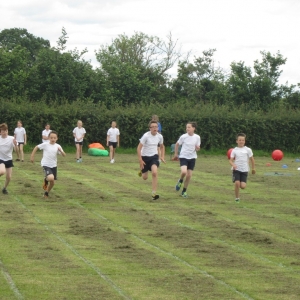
[14,127,26,143]
[73,127,86,142]
[140,132,163,157]
[107,127,120,142]
[38,143,63,168]
[230,146,253,172]
[177,133,201,159]
[0,136,15,161]
[42,129,52,143]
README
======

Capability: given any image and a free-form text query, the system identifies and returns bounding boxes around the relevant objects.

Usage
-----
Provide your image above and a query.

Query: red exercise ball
[272,149,284,161]
[227,148,234,159]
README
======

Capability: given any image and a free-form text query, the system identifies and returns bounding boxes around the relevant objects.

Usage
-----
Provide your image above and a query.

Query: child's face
[111,122,116,128]
[77,121,82,128]
[149,123,158,135]
[49,134,58,144]
[0,129,8,137]
[45,125,50,130]
[17,122,22,127]
[186,124,195,135]
[236,136,245,147]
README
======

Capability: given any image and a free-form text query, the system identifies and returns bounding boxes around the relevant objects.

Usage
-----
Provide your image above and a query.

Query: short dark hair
[149,120,158,128]
[0,123,8,131]
[236,133,246,139]
[188,122,197,129]
[49,130,58,137]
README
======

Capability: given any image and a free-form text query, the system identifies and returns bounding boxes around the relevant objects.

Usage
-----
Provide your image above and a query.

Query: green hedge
[1,99,300,152]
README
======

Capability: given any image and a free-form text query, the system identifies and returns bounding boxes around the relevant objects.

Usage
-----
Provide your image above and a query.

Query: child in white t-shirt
[30,131,66,198]
[174,122,201,198]
[14,120,27,162]
[229,133,256,203]
[106,121,120,163]
[42,123,52,143]
[137,120,165,200]
[0,123,17,194]
[73,120,86,163]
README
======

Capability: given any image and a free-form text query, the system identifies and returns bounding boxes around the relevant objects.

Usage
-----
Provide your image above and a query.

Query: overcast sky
[1,0,299,85]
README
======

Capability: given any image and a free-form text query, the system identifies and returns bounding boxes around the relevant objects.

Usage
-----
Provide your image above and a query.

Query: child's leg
[0,163,6,176]
[79,145,83,158]
[46,174,55,193]
[16,145,20,159]
[180,165,187,180]
[4,167,12,189]
[234,181,241,198]
[112,147,116,160]
[109,145,114,160]
[142,171,148,180]
[19,144,24,161]
[75,144,80,159]
[151,164,158,192]
[183,169,193,189]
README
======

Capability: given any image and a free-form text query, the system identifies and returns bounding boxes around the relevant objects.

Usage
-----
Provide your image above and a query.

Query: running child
[137,120,165,200]
[14,120,26,162]
[174,122,201,198]
[0,123,17,194]
[106,121,120,163]
[30,131,66,198]
[73,120,86,163]
[229,133,255,203]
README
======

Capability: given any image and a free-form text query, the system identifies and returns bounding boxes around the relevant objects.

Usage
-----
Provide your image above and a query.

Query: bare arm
[229,157,237,170]
[250,156,256,174]
[160,144,166,163]
[174,142,180,158]
[137,142,145,170]
[30,146,39,163]
[58,146,66,157]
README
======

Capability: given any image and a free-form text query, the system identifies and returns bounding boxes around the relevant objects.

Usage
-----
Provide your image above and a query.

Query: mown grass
[1,151,300,299]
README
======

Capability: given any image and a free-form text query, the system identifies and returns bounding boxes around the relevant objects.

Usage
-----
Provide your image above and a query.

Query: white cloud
[0,0,299,85]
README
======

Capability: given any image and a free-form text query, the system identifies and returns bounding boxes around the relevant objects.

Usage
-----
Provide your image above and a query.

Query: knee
[47,175,55,182]
[181,171,187,177]
[240,183,246,189]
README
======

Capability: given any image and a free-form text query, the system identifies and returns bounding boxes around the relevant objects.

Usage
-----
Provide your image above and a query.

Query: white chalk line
[13,196,132,300]
[67,193,254,300]
[0,259,24,300]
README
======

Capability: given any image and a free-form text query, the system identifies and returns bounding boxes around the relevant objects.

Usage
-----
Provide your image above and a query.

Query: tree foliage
[0,27,299,111]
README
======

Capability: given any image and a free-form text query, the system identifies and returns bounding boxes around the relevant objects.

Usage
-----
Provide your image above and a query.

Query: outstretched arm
[30,146,39,163]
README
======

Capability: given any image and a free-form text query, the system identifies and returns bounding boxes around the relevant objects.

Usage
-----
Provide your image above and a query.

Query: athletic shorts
[17,142,24,145]
[179,158,196,170]
[109,142,117,148]
[75,142,83,145]
[43,166,58,180]
[232,170,248,183]
[0,160,14,168]
[141,155,159,173]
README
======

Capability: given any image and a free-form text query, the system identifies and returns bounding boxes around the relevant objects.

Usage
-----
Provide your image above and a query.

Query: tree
[0,28,50,62]
[95,32,181,105]
[172,49,227,104]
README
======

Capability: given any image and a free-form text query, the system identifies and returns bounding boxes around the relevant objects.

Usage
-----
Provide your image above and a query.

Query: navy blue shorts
[141,155,159,173]
[43,166,58,180]
[0,160,14,168]
[232,170,248,183]
[109,142,117,148]
[179,158,196,170]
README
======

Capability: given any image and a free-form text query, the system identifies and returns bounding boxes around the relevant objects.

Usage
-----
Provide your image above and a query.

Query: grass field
[1,151,300,300]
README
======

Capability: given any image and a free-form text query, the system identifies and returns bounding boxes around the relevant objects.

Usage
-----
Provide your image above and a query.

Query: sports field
[1,152,300,300]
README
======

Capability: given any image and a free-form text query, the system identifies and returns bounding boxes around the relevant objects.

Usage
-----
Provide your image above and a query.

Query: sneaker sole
[152,195,159,200]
